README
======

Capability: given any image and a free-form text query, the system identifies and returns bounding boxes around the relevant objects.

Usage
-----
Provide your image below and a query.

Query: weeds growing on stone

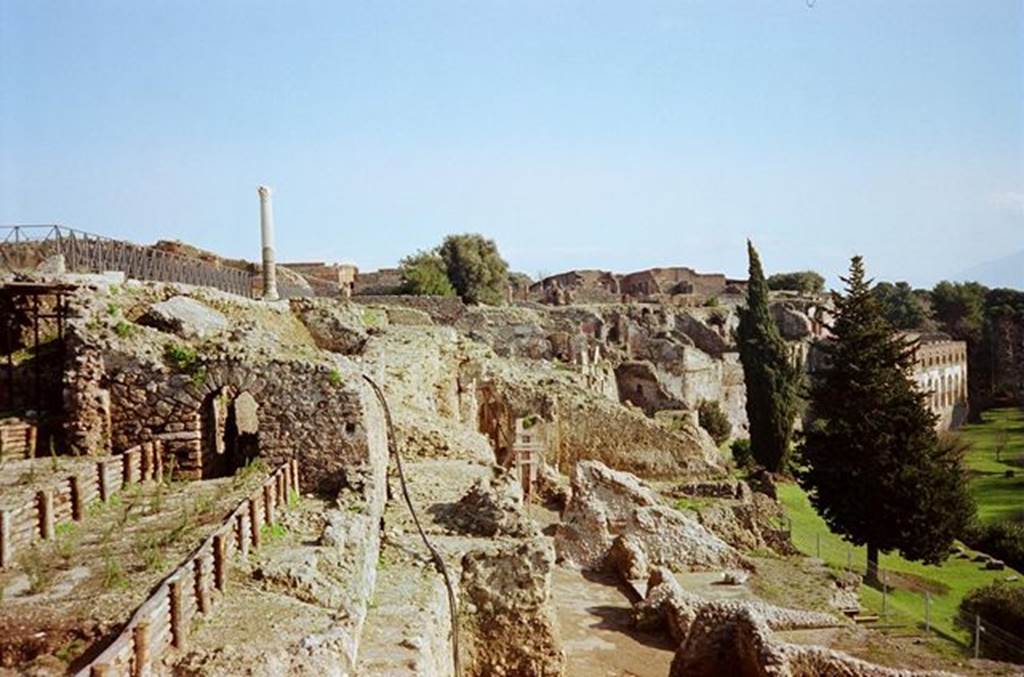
[163,343,198,371]
[101,546,127,589]
[23,545,57,593]
[328,368,343,386]
[139,534,166,572]
[54,522,78,564]
[260,522,287,542]
[114,321,135,338]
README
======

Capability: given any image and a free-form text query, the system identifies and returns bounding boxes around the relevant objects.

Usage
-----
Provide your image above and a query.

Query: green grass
[778,481,1023,644]
[960,407,1024,524]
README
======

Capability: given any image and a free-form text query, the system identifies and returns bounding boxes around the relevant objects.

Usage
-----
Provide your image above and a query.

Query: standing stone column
[257,185,279,301]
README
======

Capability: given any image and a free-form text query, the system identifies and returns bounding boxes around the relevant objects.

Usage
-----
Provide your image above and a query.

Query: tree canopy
[766,270,825,295]
[801,257,975,579]
[438,234,510,305]
[398,250,455,297]
[737,241,802,472]
[872,281,929,330]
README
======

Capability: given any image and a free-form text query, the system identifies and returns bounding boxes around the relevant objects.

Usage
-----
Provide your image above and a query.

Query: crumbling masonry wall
[63,337,382,496]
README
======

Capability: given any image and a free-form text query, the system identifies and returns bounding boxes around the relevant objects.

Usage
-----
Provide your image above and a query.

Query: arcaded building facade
[906,333,969,429]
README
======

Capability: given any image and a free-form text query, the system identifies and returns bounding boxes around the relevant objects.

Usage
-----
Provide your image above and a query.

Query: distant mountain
[954,250,1024,290]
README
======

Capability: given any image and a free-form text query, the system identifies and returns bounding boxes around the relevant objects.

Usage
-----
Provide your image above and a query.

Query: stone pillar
[257,185,279,301]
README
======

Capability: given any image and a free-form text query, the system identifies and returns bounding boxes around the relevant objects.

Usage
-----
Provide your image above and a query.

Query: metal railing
[0,225,253,298]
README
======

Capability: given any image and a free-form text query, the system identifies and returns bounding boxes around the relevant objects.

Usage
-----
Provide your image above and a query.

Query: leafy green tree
[930,281,987,342]
[872,281,928,330]
[737,242,802,472]
[801,257,975,581]
[438,234,510,305]
[766,270,825,295]
[398,250,455,296]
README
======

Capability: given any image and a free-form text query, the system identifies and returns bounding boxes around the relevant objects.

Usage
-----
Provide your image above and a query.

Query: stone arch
[200,387,260,478]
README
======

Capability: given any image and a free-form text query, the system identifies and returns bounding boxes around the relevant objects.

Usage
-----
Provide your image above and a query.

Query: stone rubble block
[554,460,748,572]
[139,295,229,338]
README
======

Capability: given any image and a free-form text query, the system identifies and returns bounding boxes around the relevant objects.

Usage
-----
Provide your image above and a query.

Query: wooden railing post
[38,489,55,540]
[70,475,84,521]
[98,461,110,502]
[291,458,300,495]
[263,483,275,526]
[213,533,227,591]
[133,620,151,677]
[140,443,152,482]
[249,497,261,550]
[0,509,11,569]
[169,578,186,649]
[195,556,210,614]
[237,512,249,558]
[154,442,164,484]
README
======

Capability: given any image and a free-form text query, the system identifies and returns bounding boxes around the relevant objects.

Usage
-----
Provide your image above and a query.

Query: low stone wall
[0,442,161,569]
[74,460,300,677]
[352,294,467,324]
[0,417,37,463]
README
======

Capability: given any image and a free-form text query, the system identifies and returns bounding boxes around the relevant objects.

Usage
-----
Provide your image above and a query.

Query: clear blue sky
[1,1,1021,288]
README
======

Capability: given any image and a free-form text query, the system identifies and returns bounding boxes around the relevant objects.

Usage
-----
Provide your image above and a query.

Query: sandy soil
[551,566,675,677]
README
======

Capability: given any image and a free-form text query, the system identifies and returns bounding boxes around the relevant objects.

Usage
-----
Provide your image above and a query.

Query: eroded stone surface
[554,461,747,572]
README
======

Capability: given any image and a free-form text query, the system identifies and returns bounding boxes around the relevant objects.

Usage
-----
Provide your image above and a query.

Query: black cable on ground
[362,374,461,677]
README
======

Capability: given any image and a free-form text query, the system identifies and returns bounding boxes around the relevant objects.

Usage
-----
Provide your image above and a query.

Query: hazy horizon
[2,1,1021,289]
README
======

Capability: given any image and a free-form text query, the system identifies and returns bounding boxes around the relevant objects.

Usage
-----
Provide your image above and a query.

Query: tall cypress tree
[801,256,974,580]
[737,241,801,472]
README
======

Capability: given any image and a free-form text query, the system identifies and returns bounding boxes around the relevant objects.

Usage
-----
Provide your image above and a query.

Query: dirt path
[550,566,675,677]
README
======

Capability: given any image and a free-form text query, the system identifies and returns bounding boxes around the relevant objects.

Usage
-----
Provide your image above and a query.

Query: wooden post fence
[73,462,299,676]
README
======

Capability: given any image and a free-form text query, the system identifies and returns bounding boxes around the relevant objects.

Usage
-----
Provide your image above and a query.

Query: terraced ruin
[0,257,1017,676]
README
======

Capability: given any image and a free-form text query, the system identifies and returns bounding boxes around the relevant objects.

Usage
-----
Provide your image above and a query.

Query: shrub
[730,438,753,468]
[963,521,1024,572]
[958,582,1024,661]
[766,270,825,295]
[113,321,135,338]
[399,250,455,296]
[698,399,732,445]
[163,343,198,371]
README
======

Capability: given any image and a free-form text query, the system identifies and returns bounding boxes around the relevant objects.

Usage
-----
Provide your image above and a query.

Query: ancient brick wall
[64,343,383,495]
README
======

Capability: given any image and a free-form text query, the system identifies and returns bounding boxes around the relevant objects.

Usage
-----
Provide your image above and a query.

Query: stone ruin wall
[910,337,969,429]
[353,294,467,325]
[62,336,386,498]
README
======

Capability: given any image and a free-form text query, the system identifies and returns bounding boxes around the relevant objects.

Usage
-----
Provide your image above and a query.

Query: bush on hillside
[399,250,455,296]
[698,399,732,445]
[957,582,1024,662]
[766,270,825,295]
[438,234,509,305]
[730,438,753,469]
[963,521,1024,573]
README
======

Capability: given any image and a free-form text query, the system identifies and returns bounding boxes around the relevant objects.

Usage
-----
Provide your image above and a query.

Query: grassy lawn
[778,481,1023,644]
[959,407,1024,524]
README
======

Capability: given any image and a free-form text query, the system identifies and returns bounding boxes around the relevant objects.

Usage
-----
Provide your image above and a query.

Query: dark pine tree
[737,241,802,472]
[801,256,975,581]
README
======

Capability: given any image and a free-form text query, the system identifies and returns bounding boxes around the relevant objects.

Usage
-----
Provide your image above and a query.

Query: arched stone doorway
[201,387,260,478]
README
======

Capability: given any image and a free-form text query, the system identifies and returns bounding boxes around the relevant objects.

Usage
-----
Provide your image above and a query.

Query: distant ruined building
[530,266,747,306]
[905,332,969,429]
